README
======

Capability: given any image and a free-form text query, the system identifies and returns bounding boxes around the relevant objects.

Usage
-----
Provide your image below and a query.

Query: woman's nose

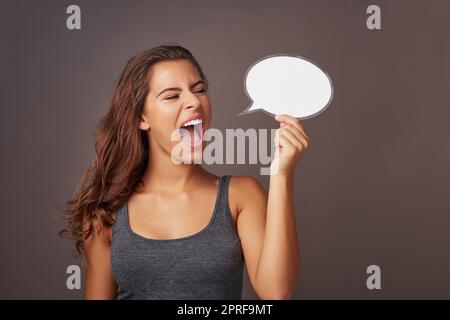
[183,91,201,109]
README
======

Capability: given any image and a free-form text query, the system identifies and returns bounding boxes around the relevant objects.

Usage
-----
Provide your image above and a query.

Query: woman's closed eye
[165,95,179,100]
[195,88,207,94]
[164,88,207,101]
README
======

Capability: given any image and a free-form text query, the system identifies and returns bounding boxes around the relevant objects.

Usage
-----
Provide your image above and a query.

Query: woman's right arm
[83,218,118,299]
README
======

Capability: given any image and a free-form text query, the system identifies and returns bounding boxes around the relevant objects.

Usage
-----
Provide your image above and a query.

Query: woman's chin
[180,151,203,165]
[172,142,204,165]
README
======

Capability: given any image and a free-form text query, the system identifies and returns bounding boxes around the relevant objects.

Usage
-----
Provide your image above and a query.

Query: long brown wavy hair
[59,44,209,257]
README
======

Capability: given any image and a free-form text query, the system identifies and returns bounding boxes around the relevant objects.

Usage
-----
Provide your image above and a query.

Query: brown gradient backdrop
[0,0,449,299]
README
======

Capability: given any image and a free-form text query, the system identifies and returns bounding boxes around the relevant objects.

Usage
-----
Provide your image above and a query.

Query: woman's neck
[138,143,209,193]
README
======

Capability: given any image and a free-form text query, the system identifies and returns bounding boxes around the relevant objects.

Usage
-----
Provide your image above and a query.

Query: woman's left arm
[236,114,310,300]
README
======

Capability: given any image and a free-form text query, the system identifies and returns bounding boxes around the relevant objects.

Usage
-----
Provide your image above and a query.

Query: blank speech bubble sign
[239,54,333,119]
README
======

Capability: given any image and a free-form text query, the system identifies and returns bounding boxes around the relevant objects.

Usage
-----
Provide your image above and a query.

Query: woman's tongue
[180,124,202,146]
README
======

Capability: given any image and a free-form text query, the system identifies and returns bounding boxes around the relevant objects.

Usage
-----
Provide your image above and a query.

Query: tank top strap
[216,175,231,208]
[213,175,236,229]
[112,202,127,235]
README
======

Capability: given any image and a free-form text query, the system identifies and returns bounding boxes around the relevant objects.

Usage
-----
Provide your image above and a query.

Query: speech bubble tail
[236,103,260,117]
[235,110,248,117]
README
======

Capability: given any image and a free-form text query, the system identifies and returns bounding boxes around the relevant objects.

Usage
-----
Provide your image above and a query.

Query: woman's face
[140,59,212,164]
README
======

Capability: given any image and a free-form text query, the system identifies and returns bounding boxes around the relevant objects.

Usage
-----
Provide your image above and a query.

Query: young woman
[60,45,310,300]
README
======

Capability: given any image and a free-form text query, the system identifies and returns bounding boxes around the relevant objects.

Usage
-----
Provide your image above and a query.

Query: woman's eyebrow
[156,80,205,98]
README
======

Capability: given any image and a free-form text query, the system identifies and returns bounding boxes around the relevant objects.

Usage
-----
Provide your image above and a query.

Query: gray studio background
[1,0,449,299]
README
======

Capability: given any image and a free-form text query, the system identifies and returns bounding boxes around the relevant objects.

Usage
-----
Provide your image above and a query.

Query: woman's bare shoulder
[228,175,267,215]
[229,175,266,195]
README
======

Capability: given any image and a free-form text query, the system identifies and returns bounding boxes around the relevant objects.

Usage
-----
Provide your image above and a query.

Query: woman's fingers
[275,114,310,149]
[278,127,308,151]
[275,114,310,142]
[277,130,296,150]
[281,123,310,147]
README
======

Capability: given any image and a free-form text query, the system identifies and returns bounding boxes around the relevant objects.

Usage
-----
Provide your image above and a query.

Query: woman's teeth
[182,119,202,127]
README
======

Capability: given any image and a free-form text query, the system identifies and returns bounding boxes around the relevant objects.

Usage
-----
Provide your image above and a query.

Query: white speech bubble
[239,54,333,119]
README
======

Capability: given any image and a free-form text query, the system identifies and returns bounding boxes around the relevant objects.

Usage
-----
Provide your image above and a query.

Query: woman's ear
[139,113,151,131]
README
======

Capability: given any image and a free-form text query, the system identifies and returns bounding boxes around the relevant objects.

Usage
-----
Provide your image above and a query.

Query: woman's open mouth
[178,118,203,147]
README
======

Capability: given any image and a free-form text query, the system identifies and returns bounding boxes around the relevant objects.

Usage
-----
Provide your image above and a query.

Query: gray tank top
[111,175,244,300]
